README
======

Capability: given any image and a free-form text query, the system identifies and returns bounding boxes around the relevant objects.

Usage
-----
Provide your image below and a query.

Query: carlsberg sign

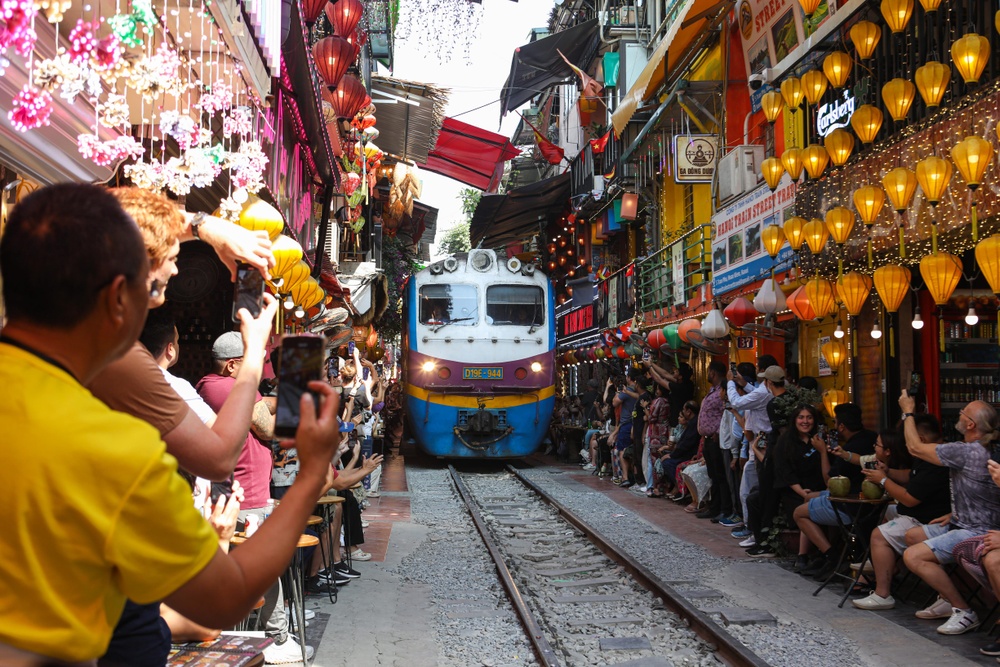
[817,90,856,138]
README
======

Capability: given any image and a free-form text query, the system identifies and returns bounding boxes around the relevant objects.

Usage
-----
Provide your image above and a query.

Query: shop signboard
[818,335,832,377]
[711,175,796,295]
[558,303,597,343]
[596,264,636,330]
[671,241,685,305]
[816,89,856,137]
[673,135,718,183]
[737,336,754,349]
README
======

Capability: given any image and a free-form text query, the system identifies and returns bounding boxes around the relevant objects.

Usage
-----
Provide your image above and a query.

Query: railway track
[448,464,770,667]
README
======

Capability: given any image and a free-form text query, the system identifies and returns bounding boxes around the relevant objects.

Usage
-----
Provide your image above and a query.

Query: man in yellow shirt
[0,183,341,664]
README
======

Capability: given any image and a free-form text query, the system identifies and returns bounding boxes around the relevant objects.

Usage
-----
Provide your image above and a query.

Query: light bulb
[871,322,882,339]
[294,306,305,318]
[965,306,979,326]
[232,187,249,204]
[912,308,924,330]
[283,295,294,310]
[834,323,845,338]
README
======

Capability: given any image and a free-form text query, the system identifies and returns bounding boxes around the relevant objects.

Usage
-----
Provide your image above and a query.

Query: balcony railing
[636,223,711,318]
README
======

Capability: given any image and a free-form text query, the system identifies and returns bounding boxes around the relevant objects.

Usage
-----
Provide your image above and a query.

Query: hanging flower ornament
[0,0,39,57]
[91,33,123,73]
[107,13,140,47]
[197,79,233,116]
[9,85,53,131]
[159,110,200,151]
[96,93,129,128]
[67,18,97,65]
[77,134,144,166]
[223,106,252,137]
[36,0,71,23]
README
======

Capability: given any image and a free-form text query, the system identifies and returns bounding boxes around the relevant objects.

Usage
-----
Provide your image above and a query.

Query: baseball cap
[757,365,786,382]
[211,331,245,360]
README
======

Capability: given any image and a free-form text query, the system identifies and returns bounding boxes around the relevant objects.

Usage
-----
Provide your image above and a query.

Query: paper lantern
[788,286,816,321]
[951,136,993,191]
[678,319,701,343]
[724,296,758,328]
[761,90,785,124]
[326,0,364,38]
[882,78,916,122]
[882,167,917,213]
[762,224,786,258]
[290,278,325,310]
[823,52,853,89]
[918,0,942,11]
[798,0,822,16]
[702,307,731,339]
[824,129,855,167]
[873,265,911,312]
[881,0,913,34]
[238,198,284,240]
[801,69,829,106]
[276,260,311,292]
[271,235,304,276]
[780,77,804,111]
[646,328,666,349]
[330,74,368,120]
[824,389,849,419]
[975,235,1000,294]
[664,324,681,349]
[854,186,885,226]
[851,104,883,144]
[952,34,990,85]
[850,20,881,60]
[781,148,804,182]
[836,271,873,316]
[915,61,951,108]
[616,346,631,359]
[822,340,848,368]
[919,251,963,305]
[825,206,856,245]
[313,36,354,90]
[805,277,836,318]
[301,0,329,26]
[784,216,808,251]
[803,218,830,255]
[754,278,787,314]
[803,143,829,179]
[761,157,785,191]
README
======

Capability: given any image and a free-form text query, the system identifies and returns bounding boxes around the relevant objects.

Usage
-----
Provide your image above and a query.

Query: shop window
[419,284,478,326]
[486,285,545,327]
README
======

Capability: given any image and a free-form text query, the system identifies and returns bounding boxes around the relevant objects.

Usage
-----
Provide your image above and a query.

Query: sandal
[684,504,701,514]
[646,490,665,498]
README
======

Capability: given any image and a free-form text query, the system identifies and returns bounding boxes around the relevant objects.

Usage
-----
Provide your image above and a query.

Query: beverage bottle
[264,498,275,521]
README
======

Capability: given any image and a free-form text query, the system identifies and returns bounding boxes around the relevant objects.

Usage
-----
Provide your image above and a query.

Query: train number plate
[463,366,503,380]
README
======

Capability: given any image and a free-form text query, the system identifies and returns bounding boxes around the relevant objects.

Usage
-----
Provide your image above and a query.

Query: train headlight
[530,361,542,373]
[421,361,436,372]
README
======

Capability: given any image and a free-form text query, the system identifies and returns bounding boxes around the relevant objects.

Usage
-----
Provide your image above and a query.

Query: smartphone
[730,362,737,373]
[348,340,356,356]
[275,334,325,438]
[363,366,370,381]
[327,357,340,379]
[232,262,264,322]
[818,424,827,439]
[908,372,921,397]
[864,460,878,470]
[642,348,651,362]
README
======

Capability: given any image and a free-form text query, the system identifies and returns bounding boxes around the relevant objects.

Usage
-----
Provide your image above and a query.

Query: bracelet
[190,212,207,240]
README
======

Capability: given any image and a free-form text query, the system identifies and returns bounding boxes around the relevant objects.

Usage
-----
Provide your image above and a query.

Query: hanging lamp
[761,91,785,124]
[271,235,304,276]
[915,156,953,252]
[803,143,830,179]
[854,185,886,267]
[882,167,917,258]
[313,36,355,91]
[301,0,330,27]
[837,271,873,317]
[724,296,759,328]
[330,74,369,120]
[920,251,963,351]
[918,0,943,11]
[784,216,808,251]
[702,306,731,339]
[803,218,830,255]
[798,0,822,16]
[851,104,883,144]
[824,389,850,418]
[326,0,365,38]
[238,198,285,241]
[874,264,911,357]
[823,52,853,89]
[762,224,786,259]
[788,286,815,321]
[825,206,856,276]
[880,0,914,34]
[761,157,785,191]
[805,277,837,318]
[850,20,881,60]
[951,34,991,85]
[914,61,951,108]
[824,128,855,167]
[882,78,917,122]
[754,278,787,314]
[801,70,829,106]
[822,340,848,369]
[951,135,993,242]
[782,148,804,181]
[780,77,805,112]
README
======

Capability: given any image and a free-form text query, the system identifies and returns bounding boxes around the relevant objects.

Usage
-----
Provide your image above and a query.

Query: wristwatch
[879,476,887,487]
[901,412,914,420]
[190,211,207,240]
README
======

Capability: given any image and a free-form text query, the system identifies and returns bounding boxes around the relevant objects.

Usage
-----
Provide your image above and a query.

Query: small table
[813,495,890,607]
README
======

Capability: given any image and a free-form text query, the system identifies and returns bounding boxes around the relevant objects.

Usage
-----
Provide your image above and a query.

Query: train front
[402,250,555,458]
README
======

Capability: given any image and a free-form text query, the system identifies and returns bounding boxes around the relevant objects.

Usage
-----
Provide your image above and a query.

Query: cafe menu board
[711,174,796,296]
[168,634,273,666]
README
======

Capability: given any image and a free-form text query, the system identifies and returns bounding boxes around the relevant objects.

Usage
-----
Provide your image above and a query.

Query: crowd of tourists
[551,347,1000,650]
[0,183,395,666]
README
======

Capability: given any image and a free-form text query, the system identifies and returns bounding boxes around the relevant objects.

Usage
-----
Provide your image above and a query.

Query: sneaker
[916,596,953,620]
[739,535,757,548]
[980,641,1000,656]
[579,449,591,463]
[263,638,314,664]
[619,481,633,489]
[367,490,380,498]
[334,562,362,578]
[350,549,373,561]
[937,607,980,635]
[582,463,596,471]
[317,570,352,586]
[709,513,727,523]
[611,477,623,485]
[719,515,744,528]
[695,508,715,519]
[793,555,809,573]
[361,519,370,528]
[731,527,752,539]
[746,545,775,557]
[852,592,896,610]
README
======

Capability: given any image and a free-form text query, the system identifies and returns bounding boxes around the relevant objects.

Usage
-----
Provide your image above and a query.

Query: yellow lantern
[952,135,994,242]
[803,218,830,255]
[238,198,285,241]
[824,129,855,167]
[825,207,856,245]
[975,235,1000,295]
[882,167,918,213]
[837,271,873,316]
[996,10,1000,38]
[762,224,786,259]
[273,260,311,292]
[290,278,325,310]
[914,61,951,108]
[798,0,822,16]
[784,216,808,251]
[803,143,830,179]
[271,235,304,276]
[780,77,804,112]
[822,340,848,369]
[761,157,785,191]
[873,264,911,312]
[851,104,883,144]
[919,251,963,305]
[823,52,853,89]
[781,148,804,181]
[761,90,785,124]
[805,277,836,317]
[881,78,916,122]
[915,156,953,205]
[854,185,886,226]
[951,34,991,85]
[880,0,914,34]
[918,0,942,11]
[824,389,850,418]
[850,20,882,60]
[801,70,829,106]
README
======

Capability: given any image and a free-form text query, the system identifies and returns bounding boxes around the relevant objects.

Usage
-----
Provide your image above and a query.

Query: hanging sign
[737,336,755,349]
[818,335,832,377]
[673,135,718,183]
[816,89,856,137]
[671,241,685,305]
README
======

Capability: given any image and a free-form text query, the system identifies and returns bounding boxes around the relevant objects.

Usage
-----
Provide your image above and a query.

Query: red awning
[420,118,521,193]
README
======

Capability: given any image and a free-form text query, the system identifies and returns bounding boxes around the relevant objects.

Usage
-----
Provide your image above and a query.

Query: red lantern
[331,74,368,120]
[326,0,364,38]
[787,286,816,321]
[345,27,368,60]
[301,0,329,27]
[646,328,666,349]
[724,296,757,328]
[615,346,628,359]
[678,319,700,343]
[312,36,354,90]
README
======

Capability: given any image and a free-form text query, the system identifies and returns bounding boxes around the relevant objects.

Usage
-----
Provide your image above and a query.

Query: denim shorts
[921,523,981,564]
[807,490,852,525]
[614,428,632,451]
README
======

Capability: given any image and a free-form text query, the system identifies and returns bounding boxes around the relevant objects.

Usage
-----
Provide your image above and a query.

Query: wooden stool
[235,596,267,631]
[350,482,363,490]
[285,534,318,664]
[306,515,323,527]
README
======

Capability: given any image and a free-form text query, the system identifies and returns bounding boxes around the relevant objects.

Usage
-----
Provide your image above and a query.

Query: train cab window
[419,284,478,326]
[486,285,544,326]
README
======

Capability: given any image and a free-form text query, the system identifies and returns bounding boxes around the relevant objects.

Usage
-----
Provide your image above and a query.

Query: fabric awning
[470,172,571,248]
[611,0,730,136]
[369,75,449,164]
[500,19,601,118]
[420,118,521,193]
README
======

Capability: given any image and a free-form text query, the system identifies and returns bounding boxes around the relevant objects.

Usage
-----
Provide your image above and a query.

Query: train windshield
[486,285,545,326]
[419,284,479,326]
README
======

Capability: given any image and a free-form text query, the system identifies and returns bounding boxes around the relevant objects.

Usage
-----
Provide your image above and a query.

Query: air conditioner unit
[717,145,765,205]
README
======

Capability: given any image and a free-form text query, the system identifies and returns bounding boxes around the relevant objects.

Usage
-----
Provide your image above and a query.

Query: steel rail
[507,465,769,667]
[447,465,563,667]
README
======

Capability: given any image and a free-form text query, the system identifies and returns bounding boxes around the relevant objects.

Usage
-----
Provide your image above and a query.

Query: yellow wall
[799,306,854,405]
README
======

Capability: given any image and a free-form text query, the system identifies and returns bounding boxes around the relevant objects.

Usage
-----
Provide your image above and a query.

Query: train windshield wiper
[433,317,474,333]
